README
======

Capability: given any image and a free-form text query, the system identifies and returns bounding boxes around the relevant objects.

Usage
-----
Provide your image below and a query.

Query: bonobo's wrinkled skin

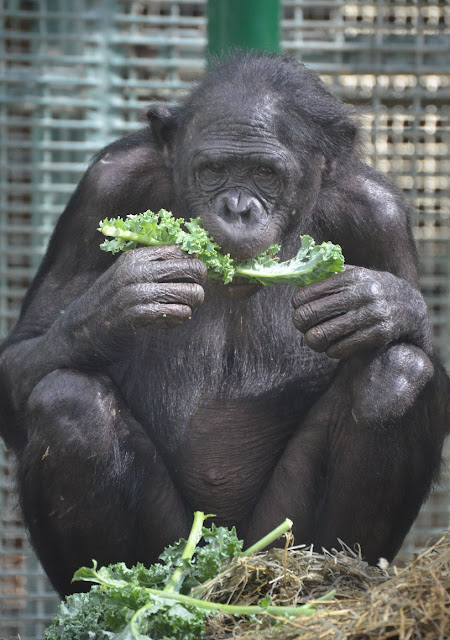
[0,53,448,597]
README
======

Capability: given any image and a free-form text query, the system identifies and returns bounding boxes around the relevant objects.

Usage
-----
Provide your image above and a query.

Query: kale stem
[163,511,210,594]
[145,586,321,617]
[100,225,169,246]
[240,518,293,557]
[164,515,293,595]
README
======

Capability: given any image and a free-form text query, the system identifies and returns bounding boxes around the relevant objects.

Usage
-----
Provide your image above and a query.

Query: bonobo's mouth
[214,278,261,300]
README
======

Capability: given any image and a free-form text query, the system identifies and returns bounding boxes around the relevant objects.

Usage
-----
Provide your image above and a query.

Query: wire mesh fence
[0,1,449,638]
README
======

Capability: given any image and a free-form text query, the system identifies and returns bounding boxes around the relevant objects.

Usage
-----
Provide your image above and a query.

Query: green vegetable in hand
[236,234,345,287]
[44,512,332,640]
[99,209,345,286]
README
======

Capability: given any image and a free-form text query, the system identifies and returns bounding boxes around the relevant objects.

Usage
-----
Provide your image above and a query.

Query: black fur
[0,53,448,596]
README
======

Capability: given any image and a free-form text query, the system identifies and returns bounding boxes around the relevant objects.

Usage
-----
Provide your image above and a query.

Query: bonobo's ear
[146,104,178,161]
[322,117,359,181]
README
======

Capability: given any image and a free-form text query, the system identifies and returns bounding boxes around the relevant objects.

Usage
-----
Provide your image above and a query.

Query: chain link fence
[1,1,449,638]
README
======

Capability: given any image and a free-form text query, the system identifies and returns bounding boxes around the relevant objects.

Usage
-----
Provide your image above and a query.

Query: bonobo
[0,53,448,597]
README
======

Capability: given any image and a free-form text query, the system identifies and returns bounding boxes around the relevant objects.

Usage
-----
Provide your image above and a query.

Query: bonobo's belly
[173,396,304,526]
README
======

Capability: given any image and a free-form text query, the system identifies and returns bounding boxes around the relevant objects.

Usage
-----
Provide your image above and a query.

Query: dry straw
[202,531,449,639]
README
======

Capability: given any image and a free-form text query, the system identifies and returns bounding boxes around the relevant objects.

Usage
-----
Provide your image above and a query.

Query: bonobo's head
[147,53,358,261]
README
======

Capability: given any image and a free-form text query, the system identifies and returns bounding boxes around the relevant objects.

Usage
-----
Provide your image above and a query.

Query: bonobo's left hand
[292,267,432,359]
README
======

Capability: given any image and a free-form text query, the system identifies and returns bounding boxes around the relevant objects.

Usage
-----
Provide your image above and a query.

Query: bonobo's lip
[214,278,261,299]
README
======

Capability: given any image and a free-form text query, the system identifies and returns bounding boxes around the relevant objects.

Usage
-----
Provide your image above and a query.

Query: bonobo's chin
[213,278,261,300]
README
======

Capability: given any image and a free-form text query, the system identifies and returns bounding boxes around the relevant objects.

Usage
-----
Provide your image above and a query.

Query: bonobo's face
[175,103,322,262]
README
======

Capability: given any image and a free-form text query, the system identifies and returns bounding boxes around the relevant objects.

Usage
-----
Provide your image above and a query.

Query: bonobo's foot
[351,343,434,427]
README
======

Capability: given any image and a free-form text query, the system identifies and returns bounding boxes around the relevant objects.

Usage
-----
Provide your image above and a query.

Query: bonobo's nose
[219,190,264,225]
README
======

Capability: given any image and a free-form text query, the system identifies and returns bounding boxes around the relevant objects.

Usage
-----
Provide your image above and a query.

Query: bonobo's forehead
[187,86,277,132]
[183,94,287,158]
[202,90,276,124]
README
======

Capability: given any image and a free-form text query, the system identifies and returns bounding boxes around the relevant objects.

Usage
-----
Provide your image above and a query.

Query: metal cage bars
[0,2,449,638]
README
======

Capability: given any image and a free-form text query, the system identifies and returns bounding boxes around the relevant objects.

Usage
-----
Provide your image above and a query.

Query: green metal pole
[207,0,280,58]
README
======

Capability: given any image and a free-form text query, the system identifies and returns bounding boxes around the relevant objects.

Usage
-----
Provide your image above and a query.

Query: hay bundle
[202,533,449,639]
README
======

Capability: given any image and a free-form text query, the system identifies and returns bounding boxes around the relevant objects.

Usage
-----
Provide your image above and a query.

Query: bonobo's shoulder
[92,127,157,164]
[352,163,411,229]
[83,127,172,212]
[337,161,419,282]
[88,127,163,180]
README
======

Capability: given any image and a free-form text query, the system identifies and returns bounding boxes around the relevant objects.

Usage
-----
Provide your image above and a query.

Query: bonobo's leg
[246,344,441,563]
[18,370,190,596]
[314,344,439,562]
[351,343,434,426]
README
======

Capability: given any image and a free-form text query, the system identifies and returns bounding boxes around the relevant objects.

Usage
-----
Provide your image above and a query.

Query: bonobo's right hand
[58,246,207,362]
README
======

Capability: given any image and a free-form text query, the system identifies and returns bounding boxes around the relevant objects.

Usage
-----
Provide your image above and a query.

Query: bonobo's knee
[26,369,114,443]
[352,344,434,427]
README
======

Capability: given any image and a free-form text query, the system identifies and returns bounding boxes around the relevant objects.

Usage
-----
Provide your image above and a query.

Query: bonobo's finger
[130,245,188,261]
[292,272,348,307]
[122,282,205,310]
[124,303,193,328]
[147,259,208,284]
[303,308,379,354]
[292,291,351,333]
[323,324,393,359]
[117,257,207,286]
[292,266,365,307]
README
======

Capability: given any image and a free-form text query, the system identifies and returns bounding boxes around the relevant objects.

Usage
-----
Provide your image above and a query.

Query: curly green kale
[99,209,237,284]
[44,516,243,640]
[44,513,326,640]
[98,209,345,286]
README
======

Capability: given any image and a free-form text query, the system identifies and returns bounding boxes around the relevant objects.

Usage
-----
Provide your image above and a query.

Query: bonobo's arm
[0,141,206,449]
[293,170,433,357]
[1,247,205,400]
[291,170,448,423]
[292,266,433,357]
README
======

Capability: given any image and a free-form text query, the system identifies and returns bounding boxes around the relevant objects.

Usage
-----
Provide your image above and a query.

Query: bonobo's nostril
[219,190,261,224]
[226,192,241,213]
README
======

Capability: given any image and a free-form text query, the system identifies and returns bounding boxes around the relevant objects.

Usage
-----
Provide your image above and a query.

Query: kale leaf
[44,513,323,640]
[98,209,345,286]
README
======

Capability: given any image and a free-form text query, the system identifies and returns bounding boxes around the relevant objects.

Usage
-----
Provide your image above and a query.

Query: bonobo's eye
[196,163,227,186]
[209,162,226,174]
[253,165,280,191]
[254,166,275,178]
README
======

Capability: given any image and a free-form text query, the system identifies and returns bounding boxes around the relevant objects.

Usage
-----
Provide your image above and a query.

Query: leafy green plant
[44,512,333,640]
[98,209,345,286]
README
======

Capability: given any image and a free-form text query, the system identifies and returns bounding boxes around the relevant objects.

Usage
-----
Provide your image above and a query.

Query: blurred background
[0,1,449,638]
